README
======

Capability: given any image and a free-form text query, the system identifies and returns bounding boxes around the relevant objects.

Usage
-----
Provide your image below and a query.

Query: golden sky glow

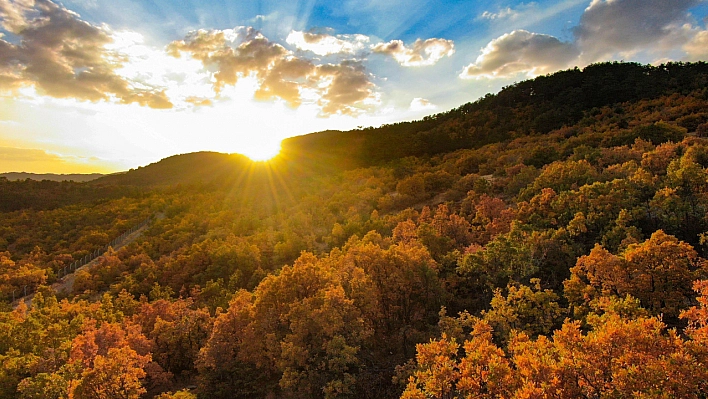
[1,0,707,173]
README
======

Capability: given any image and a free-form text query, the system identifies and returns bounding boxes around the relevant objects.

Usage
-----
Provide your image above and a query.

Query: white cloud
[372,38,455,67]
[168,28,378,116]
[684,30,708,60]
[479,0,587,31]
[460,30,579,79]
[461,0,705,81]
[0,0,172,108]
[480,7,518,21]
[286,30,370,56]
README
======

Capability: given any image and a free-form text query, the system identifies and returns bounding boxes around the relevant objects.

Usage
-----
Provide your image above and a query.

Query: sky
[1,0,707,173]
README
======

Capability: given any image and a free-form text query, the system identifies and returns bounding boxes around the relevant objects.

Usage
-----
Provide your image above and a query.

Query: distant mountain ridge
[0,172,105,182]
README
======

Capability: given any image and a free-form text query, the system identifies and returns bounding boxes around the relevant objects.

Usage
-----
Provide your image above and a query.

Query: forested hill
[283,61,708,165]
[92,152,253,187]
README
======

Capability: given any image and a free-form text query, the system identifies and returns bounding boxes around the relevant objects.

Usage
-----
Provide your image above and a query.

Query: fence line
[8,215,154,302]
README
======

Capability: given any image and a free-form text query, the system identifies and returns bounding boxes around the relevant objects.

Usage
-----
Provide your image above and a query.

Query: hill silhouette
[92,152,254,187]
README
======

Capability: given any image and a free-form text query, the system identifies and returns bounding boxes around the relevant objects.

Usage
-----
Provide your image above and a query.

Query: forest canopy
[3,61,708,398]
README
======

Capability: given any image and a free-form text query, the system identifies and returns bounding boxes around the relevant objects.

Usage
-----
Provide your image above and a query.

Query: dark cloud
[460,30,579,79]
[0,0,172,108]
[169,28,377,116]
[372,38,454,66]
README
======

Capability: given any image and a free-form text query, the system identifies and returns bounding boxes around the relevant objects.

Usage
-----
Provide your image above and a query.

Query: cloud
[316,60,376,116]
[372,38,455,66]
[478,1,586,29]
[64,0,98,9]
[254,57,314,107]
[409,97,436,112]
[168,28,377,116]
[184,96,213,107]
[0,0,173,108]
[167,27,288,92]
[574,0,700,61]
[120,90,172,109]
[684,30,708,60]
[286,30,370,56]
[480,7,518,21]
[462,0,703,80]
[460,30,579,79]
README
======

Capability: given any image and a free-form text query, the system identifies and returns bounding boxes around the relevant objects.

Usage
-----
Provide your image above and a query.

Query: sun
[240,141,282,162]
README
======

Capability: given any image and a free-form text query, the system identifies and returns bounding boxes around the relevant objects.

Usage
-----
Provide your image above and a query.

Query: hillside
[283,61,708,166]
[92,152,253,187]
[2,61,708,399]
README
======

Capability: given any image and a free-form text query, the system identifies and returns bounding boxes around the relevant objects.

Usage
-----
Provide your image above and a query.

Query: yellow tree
[401,320,516,399]
[68,322,154,399]
[70,346,150,399]
[566,230,703,318]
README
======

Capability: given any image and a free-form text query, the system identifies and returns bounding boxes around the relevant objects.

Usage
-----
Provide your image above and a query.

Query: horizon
[1,0,708,173]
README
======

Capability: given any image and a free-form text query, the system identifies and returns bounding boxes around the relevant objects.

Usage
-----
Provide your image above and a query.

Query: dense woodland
[3,62,708,398]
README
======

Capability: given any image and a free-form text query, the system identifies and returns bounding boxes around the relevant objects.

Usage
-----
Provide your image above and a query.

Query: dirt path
[13,214,161,309]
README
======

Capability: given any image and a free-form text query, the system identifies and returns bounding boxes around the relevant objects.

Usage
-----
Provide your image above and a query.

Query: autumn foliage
[2,62,708,398]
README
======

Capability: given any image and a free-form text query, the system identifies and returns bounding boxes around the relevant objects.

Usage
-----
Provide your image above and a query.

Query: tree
[483,279,564,343]
[566,230,704,318]
[68,322,156,399]
[199,251,376,399]
[70,346,150,399]
[132,299,213,377]
[401,321,516,399]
